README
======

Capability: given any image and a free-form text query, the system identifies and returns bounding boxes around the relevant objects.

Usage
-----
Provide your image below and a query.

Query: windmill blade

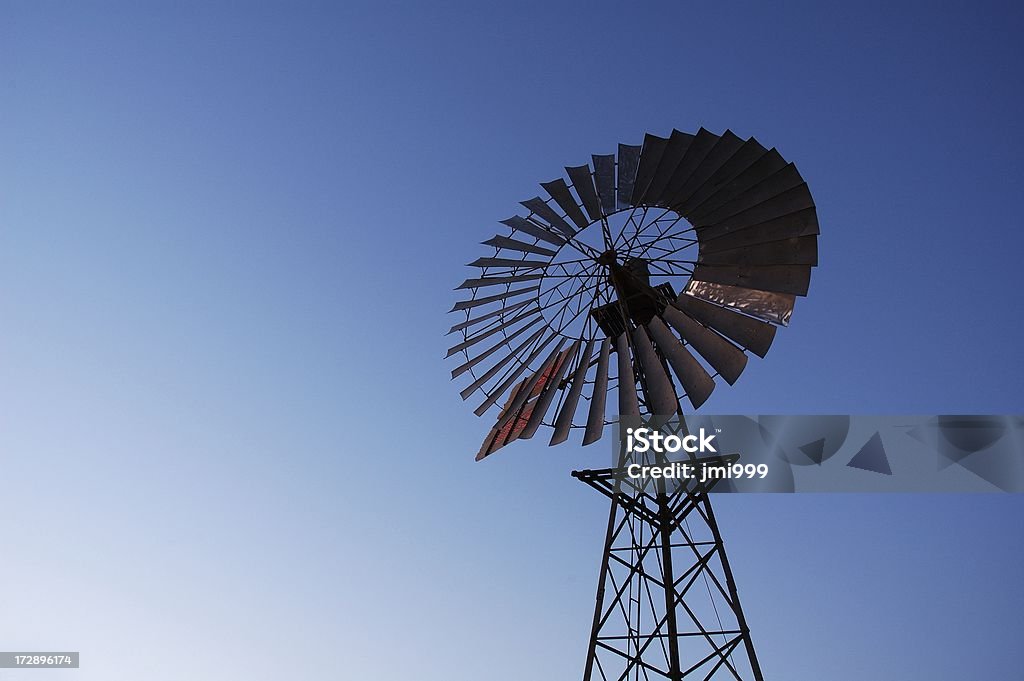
[697,185,816,243]
[630,133,670,205]
[686,149,788,222]
[550,337,596,445]
[500,216,566,246]
[521,197,576,237]
[542,178,590,230]
[446,306,539,357]
[459,327,546,399]
[646,317,715,408]
[644,129,695,205]
[566,164,602,222]
[698,207,819,255]
[592,154,616,216]
[677,138,769,215]
[482,235,557,258]
[493,338,567,430]
[473,332,558,415]
[520,341,581,439]
[450,316,543,378]
[683,280,797,326]
[660,128,719,205]
[698,235,818,267]
[693,163,805,227]
[616,332,640,418]
[673,293,776,358]
[469,256,549,270]
[691,264,811,296]
[456,273,544,290]
[631,325,678,416]
[583,338,611,446]
[447,298,534,334]
[662,304,748,385]
[617,144,642,210]
[666,130,745,208]
[450,284,540,312]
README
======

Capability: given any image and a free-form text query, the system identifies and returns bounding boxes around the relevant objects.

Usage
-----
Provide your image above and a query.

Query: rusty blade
[631,133,670,205]
[632,325,678,416]
[617,144,642,210]
[693,163,805,227]
[673,293,776,358]
[500,216,566,246]
[459,327,546,399]
[662,304,748,385]
[677,137,769,215]
[616,332,640,418]
[493,338,567,430]
[644,129,695,205]
[698,235,818,267]
[683,280,796,326]
[482,235,557,257]
[686,149,788,222]
[666,130,744,208]
[646,317,715,408]
[520,341,581,439]
[447,298,534,334]
[592,154,616,216]
[699,207,819,254]
[473,332,558,415]
[469,256,549,270]
[550,337,595,445]
[521,197,576,237]
[542,178,590,230]
[450,315,543,377]
[583,338,611,446]
[449,284,539,312]
[691,264,811,296]
[566,164,603,222]
[446,306,539,357]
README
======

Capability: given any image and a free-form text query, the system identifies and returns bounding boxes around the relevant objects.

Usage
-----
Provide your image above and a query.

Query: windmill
[447,128,818,680]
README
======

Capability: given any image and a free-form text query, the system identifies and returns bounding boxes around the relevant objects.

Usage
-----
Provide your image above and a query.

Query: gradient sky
[1,2,1022,679]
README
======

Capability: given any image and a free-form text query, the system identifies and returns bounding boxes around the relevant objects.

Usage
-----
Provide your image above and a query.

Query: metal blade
[592,154,616,216]
[644,129,695,205]
[698,235,818,267]
[691,264,811,296]
[583,338,611,446]
[662,304,748,385]
[469,256,549,270]
[697,185,816,242]
[646,317,715,408]
[459,327,546,399]
[660,128,719,206]
[686,149,787,222]
[446,306,539,357]
[521,197,576,237]
[482,235,557,257]
[616,332,640,418]
[683,280,796,326]
[456,273,544,290]
[666,130,744,207]
[473,332,558,415]
[673,293,776,358]
[566,164,602,222]
[450,315,543,377]
[500,216,566,246]
[631,133,670,205]
[542,178,590,230]
[449,284,539,312]
[493,338,567,430]
[631,325,678,416]
[677,138,769,215]
[447,298,534,334]
[693,163,805,227]
[520,341,581,439]
[698,207,819,255]
[550,337,595,445]
[617,144,641,209]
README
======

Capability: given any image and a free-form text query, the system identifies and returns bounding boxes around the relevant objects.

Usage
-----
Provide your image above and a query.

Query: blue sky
[1,1,1022,679]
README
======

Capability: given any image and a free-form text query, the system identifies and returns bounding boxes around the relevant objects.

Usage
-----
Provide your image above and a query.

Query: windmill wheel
[447,128,818,459]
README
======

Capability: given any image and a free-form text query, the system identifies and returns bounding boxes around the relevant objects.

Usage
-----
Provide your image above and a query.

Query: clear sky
[1,1,1022,679]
